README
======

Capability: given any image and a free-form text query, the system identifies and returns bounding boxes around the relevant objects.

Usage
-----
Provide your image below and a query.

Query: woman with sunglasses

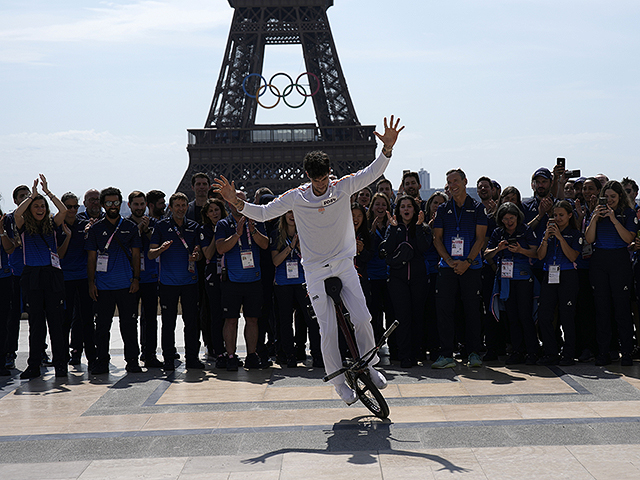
[14,175,68,379]
[585,180,638,366]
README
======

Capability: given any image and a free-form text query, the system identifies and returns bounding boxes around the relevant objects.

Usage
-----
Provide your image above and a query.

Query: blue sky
[1,0,639,210]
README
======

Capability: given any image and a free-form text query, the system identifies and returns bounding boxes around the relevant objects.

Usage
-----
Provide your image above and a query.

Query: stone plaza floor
[2,318,640,479]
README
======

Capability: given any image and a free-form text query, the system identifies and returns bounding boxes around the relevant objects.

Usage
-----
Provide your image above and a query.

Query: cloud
[0,0,231,44]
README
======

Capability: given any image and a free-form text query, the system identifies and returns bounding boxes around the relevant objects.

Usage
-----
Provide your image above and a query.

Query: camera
[565,169,581,179]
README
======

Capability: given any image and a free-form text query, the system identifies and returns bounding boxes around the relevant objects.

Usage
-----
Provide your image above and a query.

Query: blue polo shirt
[433,195,487,269]
[487,224,537,280]
[368,228,389,280]
[215,215,265,283]
[270,228,305,286]
[128,216,158,284]
[150,218,201,286]
[86,216,141,291]
[541,227,582,271]
[57,217,89,281]
[0,223,13,279]
[19,224,58,267]
[4,213,24,276]
[591,207,638,250]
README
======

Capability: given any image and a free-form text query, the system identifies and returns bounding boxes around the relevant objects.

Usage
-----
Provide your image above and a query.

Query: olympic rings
[242,71,320,108]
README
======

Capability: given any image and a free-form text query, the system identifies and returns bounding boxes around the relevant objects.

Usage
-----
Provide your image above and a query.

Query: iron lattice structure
[178,0,377,197]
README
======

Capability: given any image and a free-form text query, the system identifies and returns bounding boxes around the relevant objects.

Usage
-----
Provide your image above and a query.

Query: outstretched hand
[374,115,405,149]
[212,176,238,204]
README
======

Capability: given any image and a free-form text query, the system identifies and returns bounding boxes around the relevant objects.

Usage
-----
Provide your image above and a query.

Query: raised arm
[39,174,67,226]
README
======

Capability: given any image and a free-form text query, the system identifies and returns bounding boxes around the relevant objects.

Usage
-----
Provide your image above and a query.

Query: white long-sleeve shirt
[241,152,391,271]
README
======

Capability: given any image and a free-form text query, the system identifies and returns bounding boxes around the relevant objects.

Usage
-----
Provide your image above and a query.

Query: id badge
[140,256,146,272]
[216,257,222,275]
[50,252,61,269]
[188,260,196,273]
[451,236,464,256]
[97,253,109,272]
[501,259,514,279]
[582,242,593,259]
[241,251,255,269]
[549,265,561,284]
[286,260,299,279]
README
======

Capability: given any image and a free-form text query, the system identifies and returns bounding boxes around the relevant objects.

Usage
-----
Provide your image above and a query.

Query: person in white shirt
[213,116,404,404]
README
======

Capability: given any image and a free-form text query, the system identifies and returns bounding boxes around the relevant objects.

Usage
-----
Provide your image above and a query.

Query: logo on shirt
[322,197,337,207]
[102,231,108,236]
[318,207,325,214]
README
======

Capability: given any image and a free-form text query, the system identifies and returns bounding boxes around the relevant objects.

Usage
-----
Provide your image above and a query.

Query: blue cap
[532,168,552,180]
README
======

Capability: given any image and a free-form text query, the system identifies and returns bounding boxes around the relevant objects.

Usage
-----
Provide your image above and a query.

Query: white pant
[304,258,378,385]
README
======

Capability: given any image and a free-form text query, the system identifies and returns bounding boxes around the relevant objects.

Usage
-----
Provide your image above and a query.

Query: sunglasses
[104,200,121,207]
[65,204,79,209]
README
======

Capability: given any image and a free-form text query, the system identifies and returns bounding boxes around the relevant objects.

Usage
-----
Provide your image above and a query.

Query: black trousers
[138,281,159,359]
[482,264,507,353]
[274,283,321,359]
[424,272,440,356]
[158,283,200,362]
[576,267,598,355]
[368,278,395,343]
[538,269,578,357]
[388,274,428,361]
[6,275,25,355]
[95,288,139,366]
[505,278,537,356]
[0,276,11,359]
[436,267,483,358]
[590,248,634,356]
[205,266,224,356]
[63,278,96,364]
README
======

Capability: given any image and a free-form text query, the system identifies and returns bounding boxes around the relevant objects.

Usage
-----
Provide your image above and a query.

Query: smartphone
[508,237,518,246]
[556,157,566,168]
[598,197,607,206]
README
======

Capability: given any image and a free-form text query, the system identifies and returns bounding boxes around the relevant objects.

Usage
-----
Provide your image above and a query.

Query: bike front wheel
[352,371,390,419]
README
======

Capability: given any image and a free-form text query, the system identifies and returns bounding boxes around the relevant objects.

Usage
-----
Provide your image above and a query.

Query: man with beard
[127,191,162,368]
[147,190,167,220]
[187,173,211,224]
[149,193,204,371]
[401,172,426,211]
[86,187,142,374]
[78,189,104,222]
[523,168,555,282]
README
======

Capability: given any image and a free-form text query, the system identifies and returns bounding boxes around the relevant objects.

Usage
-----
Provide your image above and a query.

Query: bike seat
[324,277,343,305]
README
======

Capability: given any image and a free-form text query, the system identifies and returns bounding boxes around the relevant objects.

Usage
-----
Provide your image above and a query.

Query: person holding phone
[585,180,638,366]
[536,200,582,366]
[484,202,538,365]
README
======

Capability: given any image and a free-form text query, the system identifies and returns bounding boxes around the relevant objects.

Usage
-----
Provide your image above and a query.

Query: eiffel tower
[177,0,377,197]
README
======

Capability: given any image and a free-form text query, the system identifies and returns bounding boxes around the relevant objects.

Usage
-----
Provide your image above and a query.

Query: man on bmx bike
[213,115,404,405]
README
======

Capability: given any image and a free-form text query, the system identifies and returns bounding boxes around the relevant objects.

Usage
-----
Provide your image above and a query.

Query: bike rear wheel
[346,370,390,419]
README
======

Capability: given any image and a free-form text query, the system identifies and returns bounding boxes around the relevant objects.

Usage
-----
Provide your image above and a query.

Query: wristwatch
[465,258,473,264]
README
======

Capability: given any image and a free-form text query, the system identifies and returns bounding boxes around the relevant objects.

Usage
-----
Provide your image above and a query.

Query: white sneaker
[368,367,388,390]
[335,382,357,405]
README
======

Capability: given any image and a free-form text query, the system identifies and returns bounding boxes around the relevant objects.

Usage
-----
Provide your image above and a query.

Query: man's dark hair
[622,177,639,194]
[128,190,146,203]
[100,187,123,205]
[402,171,420,186]
[191,172,211,187]
[376,178,392,190]
[303,151,331,179]
[169,192,189,207]
[61,192,78,204]
[446,168,467,181]
[12,185,29,202]
[476,176,492,187]
[146,190,165,205]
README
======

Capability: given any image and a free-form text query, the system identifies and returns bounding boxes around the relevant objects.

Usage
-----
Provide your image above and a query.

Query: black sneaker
[163,360,175,371]
[525,354,539,365]
[41,353,54,367]
[126,362,142,373]
[505,353,526,365]
[559,356,575,366]
[400,358,413,368]
[312,356,324,368]
[215,354,227,369]
[621,353,633,366]
[186,359,205,370]
[632,346,640,360]
[227,355,239,371]
[90,363,109,375]
[5,353,16,370]
[244,353,262,369]
[144,357,164,368]
[595,353,612,366]
[20,366,41,379]
[578,349,594,363]
[482,350,499,362]
[55,367,68,377]
[537,355,559,366]
[287,355,298,368]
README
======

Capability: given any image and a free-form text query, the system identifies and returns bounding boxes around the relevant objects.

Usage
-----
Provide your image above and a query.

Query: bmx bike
[322,276,398,419]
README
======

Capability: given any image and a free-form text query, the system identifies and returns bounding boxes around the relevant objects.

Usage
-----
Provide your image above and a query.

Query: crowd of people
[2,155,640,385]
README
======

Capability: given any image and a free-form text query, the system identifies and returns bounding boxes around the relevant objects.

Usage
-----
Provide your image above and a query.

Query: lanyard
[452,199,465,233]
[172,221,192,253]
[285,236,300,259]
[104,218,123,252]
